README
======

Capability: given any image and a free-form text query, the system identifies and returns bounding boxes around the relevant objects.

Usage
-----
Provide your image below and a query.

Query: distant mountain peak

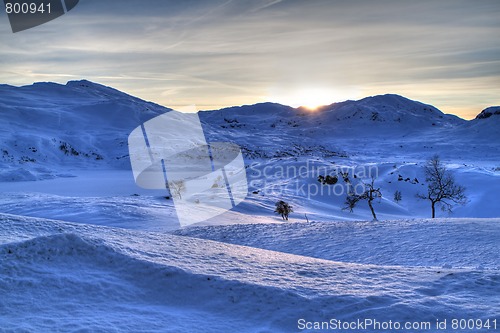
[66,79,132,98]
[358,94,439,111]
[66,79,103,87]
[204,102,293,113]
[66,79,120,91]
[314,93,466,129]
[361,93,414,103]
[475,106,500,120]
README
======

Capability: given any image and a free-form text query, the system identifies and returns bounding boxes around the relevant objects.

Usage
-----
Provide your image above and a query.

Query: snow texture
[1,81,499,332]
[1,214,499,332]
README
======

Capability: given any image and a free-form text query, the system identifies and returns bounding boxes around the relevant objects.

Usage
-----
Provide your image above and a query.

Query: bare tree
[274,200,293,220]
[344,177,382,221]
[168,180,186,199]
[418,155,467,218]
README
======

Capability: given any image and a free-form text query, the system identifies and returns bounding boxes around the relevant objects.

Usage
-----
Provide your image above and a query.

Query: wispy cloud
[0,0,499,118]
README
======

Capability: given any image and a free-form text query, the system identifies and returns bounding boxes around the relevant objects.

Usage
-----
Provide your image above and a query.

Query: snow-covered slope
[0,80,494,171]
[314,94,464,129]
[201,94,464,132]
[175,218,500,269]
[476,106,500,119]
[459,106,500,142]
[1,80,499,224]
[0,80,169,180]
[1,214,498,332]
[199,94,468,160]
[1,81,499,332]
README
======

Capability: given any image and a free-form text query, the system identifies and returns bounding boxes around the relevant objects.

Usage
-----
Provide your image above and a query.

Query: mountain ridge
[475,106,500,120]
[1,80,499,182]
[3,79,494,120]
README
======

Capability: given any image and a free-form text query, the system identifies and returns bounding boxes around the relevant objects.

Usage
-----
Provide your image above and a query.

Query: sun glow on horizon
[269,88,359,110]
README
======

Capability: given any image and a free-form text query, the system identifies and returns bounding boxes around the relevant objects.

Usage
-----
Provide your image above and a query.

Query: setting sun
[287,89,335,109]
[296,89,334,110]
[269,88,358,110]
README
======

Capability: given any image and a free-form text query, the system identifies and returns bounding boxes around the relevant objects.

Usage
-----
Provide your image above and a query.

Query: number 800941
[5,2,51,14]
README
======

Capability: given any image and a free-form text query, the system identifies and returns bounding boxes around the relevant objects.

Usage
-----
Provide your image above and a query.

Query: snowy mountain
[1,81,499,332]
[475,106,500,119]
[0,80,169,180]
[0,80,493,177]
[199,94,468,159]
[1,80,499,225]
[312,94,464,128]
[455,106,500,143]
[201,94,464,130]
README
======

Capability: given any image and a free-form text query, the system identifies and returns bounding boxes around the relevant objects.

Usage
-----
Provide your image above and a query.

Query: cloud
[0,0,499,117]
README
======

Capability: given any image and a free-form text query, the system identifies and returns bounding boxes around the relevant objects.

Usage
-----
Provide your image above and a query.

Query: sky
[1,0,499,119]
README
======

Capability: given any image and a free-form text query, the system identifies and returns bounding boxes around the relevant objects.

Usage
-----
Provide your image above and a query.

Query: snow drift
[1,214,499,332]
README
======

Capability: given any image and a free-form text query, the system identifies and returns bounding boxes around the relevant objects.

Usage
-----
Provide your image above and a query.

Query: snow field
[1,214,499,332]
